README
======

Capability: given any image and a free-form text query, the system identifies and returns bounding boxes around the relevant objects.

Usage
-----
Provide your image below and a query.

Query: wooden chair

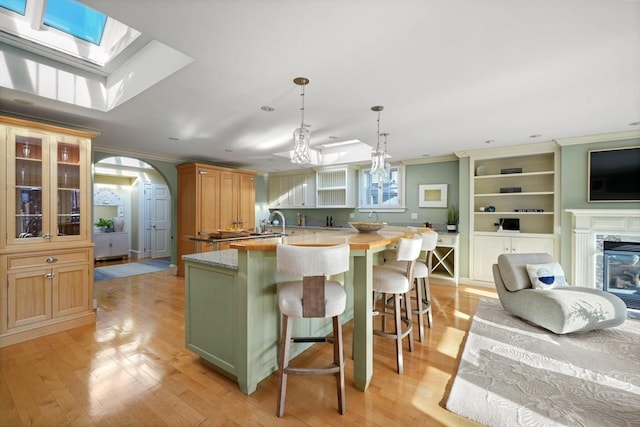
[372,236,422,374]
[275,243,350,417]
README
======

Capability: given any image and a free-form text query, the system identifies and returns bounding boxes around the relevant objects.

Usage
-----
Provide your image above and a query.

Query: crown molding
[554,130,640,146]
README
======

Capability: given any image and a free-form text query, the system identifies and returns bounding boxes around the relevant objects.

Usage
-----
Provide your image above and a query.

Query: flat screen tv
[588,146,640,202]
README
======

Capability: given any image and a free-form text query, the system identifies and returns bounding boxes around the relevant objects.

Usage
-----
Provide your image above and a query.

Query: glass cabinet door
[56,140,82,237]
[11,129,48,243]
[6,128,87,246]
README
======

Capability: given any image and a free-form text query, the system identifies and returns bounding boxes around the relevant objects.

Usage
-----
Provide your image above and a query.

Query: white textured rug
[446,298,640,427]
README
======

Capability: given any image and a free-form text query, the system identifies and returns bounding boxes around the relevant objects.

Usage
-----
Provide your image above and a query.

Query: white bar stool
[275,243,350,417]
[372,236,422,374]
[384,231,438,342]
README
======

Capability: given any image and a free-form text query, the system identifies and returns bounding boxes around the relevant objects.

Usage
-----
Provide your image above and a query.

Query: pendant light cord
[299,84,305,128]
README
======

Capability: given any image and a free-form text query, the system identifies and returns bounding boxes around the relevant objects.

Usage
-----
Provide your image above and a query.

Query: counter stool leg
[414,278,426,342]
[393,293,404,374]
[425,277,433,328]
[404,291,414,352]
[333,316,346,414]
[277,315,292,417]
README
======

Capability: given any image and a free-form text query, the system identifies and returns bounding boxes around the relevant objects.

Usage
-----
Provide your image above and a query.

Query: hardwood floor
[0,270,496,426]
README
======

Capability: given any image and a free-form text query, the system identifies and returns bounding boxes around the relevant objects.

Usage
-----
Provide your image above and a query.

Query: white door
[143,183,153,258]
[151,184,171,259]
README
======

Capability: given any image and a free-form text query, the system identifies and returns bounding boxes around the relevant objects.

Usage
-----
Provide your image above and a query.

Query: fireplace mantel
[566,209,640,288]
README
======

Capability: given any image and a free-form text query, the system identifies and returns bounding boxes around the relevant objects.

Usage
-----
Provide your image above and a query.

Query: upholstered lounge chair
[492,253,627,334]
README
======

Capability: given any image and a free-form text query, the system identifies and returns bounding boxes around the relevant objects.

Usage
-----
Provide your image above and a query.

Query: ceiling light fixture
[380,132,391,181]
[370,106,390,183]
[292,77,311,164]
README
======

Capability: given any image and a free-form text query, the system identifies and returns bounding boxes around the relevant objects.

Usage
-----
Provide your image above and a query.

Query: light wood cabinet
[220,171,255,230]
[94,232,128,260]
[177,163,256,276]
[1,116,96,347]
[5,249,91,330]
[2,121,91,248]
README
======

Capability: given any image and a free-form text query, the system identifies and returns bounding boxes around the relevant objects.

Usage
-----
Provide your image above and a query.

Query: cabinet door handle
[45,273,55,279]
[46,256,58,263]
[43,233,52,239]
[199,170,207,175]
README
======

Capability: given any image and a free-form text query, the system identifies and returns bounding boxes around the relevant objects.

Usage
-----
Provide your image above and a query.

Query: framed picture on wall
[419,184,447,208]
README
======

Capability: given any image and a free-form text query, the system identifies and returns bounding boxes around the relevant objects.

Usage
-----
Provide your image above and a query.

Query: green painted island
[183,226,423,395]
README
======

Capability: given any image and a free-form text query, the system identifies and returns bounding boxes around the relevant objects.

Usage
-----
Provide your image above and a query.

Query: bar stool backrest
[277,243,350,318]
[277,243,350,276]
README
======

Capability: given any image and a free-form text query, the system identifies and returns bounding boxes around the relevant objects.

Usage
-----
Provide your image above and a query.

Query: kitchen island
[182,226,423,395]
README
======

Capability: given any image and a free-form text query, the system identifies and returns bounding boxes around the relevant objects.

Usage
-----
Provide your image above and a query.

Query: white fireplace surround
[567,209,640,289]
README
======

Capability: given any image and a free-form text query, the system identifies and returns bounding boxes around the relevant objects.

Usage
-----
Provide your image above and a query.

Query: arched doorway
[93,156,172,261]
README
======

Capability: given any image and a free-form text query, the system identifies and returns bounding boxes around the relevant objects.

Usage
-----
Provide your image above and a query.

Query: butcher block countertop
[229,226,427,251]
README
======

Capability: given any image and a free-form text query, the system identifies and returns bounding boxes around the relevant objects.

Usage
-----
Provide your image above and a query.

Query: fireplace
[603,241,640,315]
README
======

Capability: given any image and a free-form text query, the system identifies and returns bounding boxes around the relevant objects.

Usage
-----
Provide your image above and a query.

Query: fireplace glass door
[603,242,640,311]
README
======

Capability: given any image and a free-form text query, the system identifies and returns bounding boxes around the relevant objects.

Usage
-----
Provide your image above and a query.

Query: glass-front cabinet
[1,116,96,348]
[7,126,88,246]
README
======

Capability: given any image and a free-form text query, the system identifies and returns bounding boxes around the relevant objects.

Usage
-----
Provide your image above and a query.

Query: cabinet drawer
[7,250,90,270]
[437,234,457,246]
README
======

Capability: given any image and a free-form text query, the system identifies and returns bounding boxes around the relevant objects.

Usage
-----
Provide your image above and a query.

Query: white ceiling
[1,0,639,173]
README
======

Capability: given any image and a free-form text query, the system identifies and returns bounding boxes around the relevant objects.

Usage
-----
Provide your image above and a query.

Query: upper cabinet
[220,170,256,231]
[2,119,92,249]
[316,167,356,208]
[268,172,316,208]
[268,167,356,209]
[176,163,256,276]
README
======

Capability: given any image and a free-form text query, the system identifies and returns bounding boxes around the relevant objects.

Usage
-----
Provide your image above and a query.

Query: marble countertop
[182,249,238,270]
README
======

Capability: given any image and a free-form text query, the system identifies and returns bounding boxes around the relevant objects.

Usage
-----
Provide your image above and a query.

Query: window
[359,165,405,210]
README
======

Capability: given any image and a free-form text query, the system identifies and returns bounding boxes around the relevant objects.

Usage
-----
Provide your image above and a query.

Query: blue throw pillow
[525,263,568,289]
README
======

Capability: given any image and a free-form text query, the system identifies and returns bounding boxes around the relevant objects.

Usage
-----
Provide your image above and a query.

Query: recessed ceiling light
[261,106,274,112]
[484,139,494,144]
[328,136,339,140]
[225,149,233,153]
[529,134,542,138]
[629,121,640,126]
[422,154,431,157]
[168,137,179,141]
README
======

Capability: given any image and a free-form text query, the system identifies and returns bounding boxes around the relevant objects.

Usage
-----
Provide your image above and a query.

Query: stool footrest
[285,364,341,376]
[292,337,332,343]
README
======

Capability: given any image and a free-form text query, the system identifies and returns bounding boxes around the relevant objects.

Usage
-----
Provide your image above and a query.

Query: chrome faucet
[269,210,286,235]
[368,210,379,221]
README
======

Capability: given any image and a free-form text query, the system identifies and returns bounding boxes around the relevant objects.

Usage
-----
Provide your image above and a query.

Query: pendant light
[380,132,391,183]
[370,105,389,182]
[292,77,311,164]
[371,105,383,174]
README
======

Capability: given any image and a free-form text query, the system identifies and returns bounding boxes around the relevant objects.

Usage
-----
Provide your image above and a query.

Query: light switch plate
[411,213,418,219]
[349,213,355,218]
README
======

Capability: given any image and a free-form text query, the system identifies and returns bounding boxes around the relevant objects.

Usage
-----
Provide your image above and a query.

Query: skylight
[0,0,25,15]
[43,0,107,45]
[0,0,140,67]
